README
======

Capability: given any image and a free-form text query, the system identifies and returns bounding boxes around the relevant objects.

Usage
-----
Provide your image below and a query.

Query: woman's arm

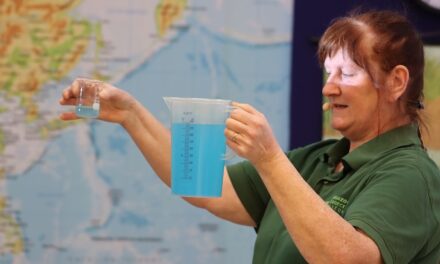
[59,80,255,226]
[225,102,382,264]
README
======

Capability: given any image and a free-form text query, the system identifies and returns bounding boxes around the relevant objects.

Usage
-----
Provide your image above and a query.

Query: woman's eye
[342,72,354,77]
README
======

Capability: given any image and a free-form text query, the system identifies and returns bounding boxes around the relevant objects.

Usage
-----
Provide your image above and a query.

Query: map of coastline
[0,0,293,263]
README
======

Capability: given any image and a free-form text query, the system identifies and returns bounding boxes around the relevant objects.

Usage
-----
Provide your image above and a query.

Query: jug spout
[163,97,173,111]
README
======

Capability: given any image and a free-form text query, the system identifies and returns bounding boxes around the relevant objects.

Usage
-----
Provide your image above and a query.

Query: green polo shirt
[227,124,440,264]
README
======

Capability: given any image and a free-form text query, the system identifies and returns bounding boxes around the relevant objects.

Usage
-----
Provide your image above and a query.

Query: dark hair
[317,10,426,131]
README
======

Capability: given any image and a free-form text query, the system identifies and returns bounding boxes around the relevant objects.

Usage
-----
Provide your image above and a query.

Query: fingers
[60,78,103,105]
[59,112,79,121]
[59,88,72,105]
[225,129,249,152]
[59,79,81,105]
[227,102,256,132]
[229,102,257,126]
[226,115,246,134]
[225,102,281,164]
[225,128,240,143]
[228,102,266,135]
[225,102,268,145]
[225,113,253,148]
[59,96,77,106]
[231,102,257,114]
[225,107,250,147]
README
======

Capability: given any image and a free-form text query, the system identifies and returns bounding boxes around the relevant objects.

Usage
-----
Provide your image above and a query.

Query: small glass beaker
[75,78,102,118]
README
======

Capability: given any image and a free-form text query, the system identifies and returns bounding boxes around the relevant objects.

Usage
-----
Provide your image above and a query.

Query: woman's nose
[322,81,341,97]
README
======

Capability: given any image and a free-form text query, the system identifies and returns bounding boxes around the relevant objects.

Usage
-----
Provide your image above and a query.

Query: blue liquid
[171,123,226,197]
[76,105,99,118]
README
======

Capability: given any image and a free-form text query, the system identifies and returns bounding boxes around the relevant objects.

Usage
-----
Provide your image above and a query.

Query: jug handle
[223,105,238,160]
[223,147,236,161]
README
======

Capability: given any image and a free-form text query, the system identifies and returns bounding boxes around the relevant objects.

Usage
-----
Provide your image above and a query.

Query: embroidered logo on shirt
[326,195,348,215]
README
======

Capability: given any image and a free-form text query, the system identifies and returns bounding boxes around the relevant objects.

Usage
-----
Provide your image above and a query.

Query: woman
[60,10,440,263]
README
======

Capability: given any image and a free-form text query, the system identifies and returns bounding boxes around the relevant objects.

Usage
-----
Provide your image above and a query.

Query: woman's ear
[387,65,409,102]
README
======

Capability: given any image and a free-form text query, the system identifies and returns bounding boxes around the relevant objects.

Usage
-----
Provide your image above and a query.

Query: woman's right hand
[59,78,136,125]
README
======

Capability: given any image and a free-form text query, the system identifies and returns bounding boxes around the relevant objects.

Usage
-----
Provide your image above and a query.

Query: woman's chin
[330,122,348,134]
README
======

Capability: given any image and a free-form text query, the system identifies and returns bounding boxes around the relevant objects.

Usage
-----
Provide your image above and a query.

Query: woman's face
[323,49,381,143]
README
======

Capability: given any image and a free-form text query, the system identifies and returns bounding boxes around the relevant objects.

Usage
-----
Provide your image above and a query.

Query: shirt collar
[323,124,421,171]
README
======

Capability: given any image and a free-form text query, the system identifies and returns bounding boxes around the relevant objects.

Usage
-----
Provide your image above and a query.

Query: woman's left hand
[225,102,284,166]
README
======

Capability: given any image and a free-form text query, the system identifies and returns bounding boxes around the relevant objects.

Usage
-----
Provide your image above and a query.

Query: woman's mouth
[333,103,348,109]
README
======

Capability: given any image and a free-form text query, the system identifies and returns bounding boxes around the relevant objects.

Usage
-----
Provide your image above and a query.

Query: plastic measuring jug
[164,97,232,197]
